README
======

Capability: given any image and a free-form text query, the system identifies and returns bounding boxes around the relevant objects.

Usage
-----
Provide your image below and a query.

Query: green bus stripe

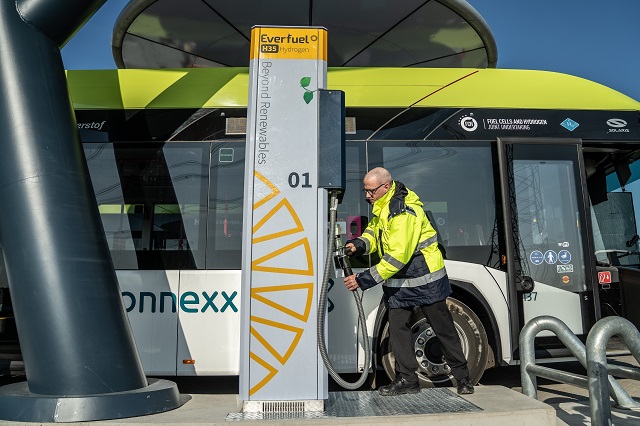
[67,68,640,111]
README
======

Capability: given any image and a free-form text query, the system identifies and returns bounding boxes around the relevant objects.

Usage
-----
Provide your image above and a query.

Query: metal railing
[586,316,640,425]
[519,315,640,425]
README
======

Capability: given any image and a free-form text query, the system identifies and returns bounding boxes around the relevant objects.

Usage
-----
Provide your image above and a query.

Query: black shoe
[378,377,420,396]
[457,377,474,395]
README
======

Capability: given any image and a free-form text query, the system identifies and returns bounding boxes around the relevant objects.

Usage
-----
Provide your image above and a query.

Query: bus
[1,67,639,387]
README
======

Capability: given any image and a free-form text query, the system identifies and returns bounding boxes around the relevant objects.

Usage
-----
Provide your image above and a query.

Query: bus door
[497,138,598,352]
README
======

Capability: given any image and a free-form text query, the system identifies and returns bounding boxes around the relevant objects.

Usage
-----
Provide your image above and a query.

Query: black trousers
[388,299,469,384]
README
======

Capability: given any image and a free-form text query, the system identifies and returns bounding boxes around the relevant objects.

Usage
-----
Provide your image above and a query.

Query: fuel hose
[317,191,371,389]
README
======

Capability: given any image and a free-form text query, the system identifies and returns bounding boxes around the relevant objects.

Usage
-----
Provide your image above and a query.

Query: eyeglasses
[362,183,385,197]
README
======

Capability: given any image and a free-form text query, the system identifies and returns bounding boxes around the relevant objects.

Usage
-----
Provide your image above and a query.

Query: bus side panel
[484,266,584,352]
[327,268,360,372]
[358,284,383,372]
[447,261,512,364]
[522,282,584,336]
[117,270,179,376]
[177,270,241,375]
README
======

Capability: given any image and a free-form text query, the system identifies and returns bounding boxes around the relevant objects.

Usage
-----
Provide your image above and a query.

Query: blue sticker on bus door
[530,250,544,265]
[544,250,557,264]
[558,250,571,264]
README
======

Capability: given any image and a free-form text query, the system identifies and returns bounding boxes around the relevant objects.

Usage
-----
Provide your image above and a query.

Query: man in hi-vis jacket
[343,167,474,396]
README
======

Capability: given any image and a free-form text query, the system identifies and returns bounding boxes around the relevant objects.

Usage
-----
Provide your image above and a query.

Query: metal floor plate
[226,388,482,421]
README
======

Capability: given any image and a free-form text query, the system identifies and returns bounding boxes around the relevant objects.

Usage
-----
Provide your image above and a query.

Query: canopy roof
[111,0,498,69]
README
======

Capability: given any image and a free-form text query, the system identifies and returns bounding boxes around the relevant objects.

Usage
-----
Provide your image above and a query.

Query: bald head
[364,167,392,186]
[362,167,393,204]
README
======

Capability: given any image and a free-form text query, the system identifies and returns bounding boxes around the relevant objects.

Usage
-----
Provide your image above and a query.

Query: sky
[61,0,640,101]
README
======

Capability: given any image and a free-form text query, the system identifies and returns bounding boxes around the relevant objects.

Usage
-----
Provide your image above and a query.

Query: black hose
[317,191,371,390]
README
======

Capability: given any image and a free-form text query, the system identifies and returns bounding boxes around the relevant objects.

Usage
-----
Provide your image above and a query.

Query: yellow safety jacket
[348,181,451,308]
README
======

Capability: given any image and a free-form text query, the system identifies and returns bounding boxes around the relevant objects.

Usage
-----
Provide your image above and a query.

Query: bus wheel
[380,297,489,387]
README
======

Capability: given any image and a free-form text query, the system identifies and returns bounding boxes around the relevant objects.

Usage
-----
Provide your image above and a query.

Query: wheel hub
[413,325,451,379]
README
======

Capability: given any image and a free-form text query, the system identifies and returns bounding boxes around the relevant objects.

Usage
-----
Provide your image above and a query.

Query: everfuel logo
[122,290,238,314]
[260,33,316,54]
[252,27,326,60]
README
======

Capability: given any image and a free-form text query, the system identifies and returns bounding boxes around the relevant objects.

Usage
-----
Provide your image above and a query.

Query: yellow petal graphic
[251,283,313,322]
[252,238,314,275]
[253,171,280,210]
[252,198,304,243]
[249,352,278,396]
[250,316,304,365]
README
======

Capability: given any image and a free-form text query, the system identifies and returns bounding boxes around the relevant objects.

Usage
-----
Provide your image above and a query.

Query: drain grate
[226,411,328,421]
[326,388,481,417]
[226,388,481,421]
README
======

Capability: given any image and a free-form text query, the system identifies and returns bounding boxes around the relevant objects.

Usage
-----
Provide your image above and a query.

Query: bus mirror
[584,158,597,178]
[587,166,608,205]
[518,276,535,293]
[614,158,632,188]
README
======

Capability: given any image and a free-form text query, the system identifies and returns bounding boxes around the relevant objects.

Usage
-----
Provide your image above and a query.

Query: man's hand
[344,242,356,256]
[344,274,359,292]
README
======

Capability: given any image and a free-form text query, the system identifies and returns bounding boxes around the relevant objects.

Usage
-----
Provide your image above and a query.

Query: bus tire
[380,297,489,387]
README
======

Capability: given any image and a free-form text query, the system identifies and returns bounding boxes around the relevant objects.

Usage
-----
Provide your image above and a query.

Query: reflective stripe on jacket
[348,181,451,308]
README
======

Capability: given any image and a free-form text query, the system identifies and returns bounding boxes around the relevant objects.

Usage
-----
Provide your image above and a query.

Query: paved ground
[479,354,640,425]
[0,354,639,425]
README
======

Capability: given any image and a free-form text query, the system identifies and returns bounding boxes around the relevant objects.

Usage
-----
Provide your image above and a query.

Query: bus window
[340,142,371,268]
[591,191,640,267]
[368,141,498,267]
[509,145,588,293]
[202,140,370,270]
[206,142,246,269]
[84,143,209,269]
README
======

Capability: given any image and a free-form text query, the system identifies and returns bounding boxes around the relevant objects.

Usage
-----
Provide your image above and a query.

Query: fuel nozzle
[332,223,353,277]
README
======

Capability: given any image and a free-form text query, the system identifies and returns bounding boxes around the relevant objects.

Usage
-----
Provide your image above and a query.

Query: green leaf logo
[303,91,313,104]
[300,76,315,104]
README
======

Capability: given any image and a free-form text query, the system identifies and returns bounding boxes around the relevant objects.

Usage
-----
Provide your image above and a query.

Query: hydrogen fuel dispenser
[240,26,354,412]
